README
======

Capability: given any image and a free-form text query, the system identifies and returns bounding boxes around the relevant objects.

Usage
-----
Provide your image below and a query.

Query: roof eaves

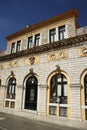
[6,9,79,41]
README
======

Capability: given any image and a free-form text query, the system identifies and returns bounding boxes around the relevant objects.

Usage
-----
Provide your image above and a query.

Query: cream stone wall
[77,26,87,35]
[0,13,87,120]
[0,40,87,119]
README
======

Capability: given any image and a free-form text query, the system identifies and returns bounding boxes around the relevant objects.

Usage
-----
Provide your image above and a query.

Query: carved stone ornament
[82,48,87,55]
[55,65,61,72]
[10,71,14,76]
[60,52,66,59]
[14,61,19,67]
[9,63,13,68]
[0,65,4,70]
[50,54,56,61]
[29,56,35,65]
[29,68,33,74]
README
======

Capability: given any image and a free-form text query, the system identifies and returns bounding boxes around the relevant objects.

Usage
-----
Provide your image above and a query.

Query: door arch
[24,76,38,110]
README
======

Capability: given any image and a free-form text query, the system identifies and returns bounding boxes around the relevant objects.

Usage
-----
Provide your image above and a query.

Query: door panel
[25,76,38,110]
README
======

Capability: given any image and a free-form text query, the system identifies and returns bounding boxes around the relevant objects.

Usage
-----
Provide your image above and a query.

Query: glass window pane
[10,102,15,108]
[57,85,61,96]
[52,85,56,97]
[57,75,61,82]
[59,33,63,40]
[35,40,39,46]
[50,73,67,104]
[49,106,57,115]
[35,34,40,46]
[59,25,65,40]
[50,29,56,42]
[59,107,67,117]
[12,85,15,94]
[51,36,54,42]
[5,101,9,107]
[11,43,15,54]
[16,40,21,52]
[9,85,11,94]
[64,84,67,96]
[63,76,67,82]
[28,36,32,48]
[7,78,16,99]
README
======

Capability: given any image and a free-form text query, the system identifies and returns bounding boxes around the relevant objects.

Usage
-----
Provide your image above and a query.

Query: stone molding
[38,84,47,88]
[1,85,6,88]
[70,83,81,87]
[17,85,23,88]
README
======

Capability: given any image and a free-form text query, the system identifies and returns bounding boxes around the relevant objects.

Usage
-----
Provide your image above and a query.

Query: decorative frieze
[8,61,19,68]
[48,51,68,62]
[25,55,40,66]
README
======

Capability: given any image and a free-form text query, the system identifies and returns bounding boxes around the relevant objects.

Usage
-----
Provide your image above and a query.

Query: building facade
[0,9,87,121]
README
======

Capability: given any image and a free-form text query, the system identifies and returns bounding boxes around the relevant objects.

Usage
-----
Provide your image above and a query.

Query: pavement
[23,113,87,130]
[0,110,87,130]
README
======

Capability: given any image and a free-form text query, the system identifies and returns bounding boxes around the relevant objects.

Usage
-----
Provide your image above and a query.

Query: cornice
[6,9,79,41]
[0,33,87,62]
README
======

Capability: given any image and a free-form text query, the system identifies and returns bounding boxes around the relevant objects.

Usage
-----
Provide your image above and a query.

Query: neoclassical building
[0,9,87,121]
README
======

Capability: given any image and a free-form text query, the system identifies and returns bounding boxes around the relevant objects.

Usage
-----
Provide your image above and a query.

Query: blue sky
[0,0,87,51]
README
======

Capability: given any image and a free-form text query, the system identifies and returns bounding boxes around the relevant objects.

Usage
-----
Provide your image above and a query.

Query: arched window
[50,73,67,104]
[6,77,16,99]
[84,74,87,105]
